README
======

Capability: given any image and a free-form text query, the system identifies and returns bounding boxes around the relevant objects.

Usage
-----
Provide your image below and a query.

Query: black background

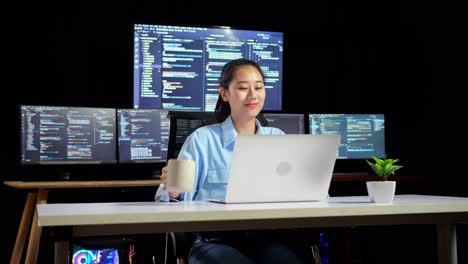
[2,1,467,262]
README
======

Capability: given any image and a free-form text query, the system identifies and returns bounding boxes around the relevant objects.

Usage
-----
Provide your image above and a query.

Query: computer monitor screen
[167,111,217,159]
[21,105,117,164]
[117,109,170,163]
[263,113,305,134]
[309,114,385,159]
[133,24,283,111]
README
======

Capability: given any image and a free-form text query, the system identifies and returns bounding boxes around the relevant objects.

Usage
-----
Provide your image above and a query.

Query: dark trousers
[188,230,311,264]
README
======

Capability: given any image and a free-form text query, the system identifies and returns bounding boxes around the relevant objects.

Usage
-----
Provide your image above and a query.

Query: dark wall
[3,1,467,260]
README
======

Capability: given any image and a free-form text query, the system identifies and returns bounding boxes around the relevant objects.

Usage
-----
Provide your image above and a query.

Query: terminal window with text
[309,114,385,159]
[134,24,283,111]
[263,113,305,134]
[167,111,217,160]
[21,106,117,164]
[118,109,170,163]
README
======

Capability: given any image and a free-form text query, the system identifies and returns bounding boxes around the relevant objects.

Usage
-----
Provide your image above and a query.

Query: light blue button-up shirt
[155,116,284,202]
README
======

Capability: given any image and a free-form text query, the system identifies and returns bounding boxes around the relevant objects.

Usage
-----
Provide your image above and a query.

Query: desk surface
[3,180,161,189]
[37,195,468,229]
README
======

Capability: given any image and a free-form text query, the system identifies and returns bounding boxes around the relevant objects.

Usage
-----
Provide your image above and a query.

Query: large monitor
[21,105,117,164]
[133,24,283,111]
[117,109,170,163]
[309,114,385,159]
[263,113,305,134]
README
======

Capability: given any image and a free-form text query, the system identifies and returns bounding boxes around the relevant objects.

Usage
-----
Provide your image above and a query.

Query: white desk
[38,195,468,264]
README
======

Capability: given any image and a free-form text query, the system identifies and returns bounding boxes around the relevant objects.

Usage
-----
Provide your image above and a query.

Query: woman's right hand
[160,166,168,187]
[160,166,181,199]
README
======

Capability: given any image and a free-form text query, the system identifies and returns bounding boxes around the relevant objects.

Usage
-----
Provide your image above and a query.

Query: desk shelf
[3,180,161,189]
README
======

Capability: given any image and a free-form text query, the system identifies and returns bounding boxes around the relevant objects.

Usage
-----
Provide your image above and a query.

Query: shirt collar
[221,116,264,148]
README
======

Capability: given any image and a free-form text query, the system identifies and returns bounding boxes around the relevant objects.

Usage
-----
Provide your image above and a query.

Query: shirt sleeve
[154,132,199,203]
[154,183,171,202]
[267,127,285,135]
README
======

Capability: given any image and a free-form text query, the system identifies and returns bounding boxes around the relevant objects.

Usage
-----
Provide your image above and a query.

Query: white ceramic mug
[166,159,196,193]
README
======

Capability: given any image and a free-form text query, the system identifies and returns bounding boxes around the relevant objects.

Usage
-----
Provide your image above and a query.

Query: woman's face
[219,65,265,120]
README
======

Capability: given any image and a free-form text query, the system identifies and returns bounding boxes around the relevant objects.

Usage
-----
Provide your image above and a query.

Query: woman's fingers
[161,166,168,190]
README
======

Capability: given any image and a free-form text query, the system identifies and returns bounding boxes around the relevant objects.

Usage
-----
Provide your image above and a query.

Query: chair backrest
[167,111,217,160]
[167,111,269,160]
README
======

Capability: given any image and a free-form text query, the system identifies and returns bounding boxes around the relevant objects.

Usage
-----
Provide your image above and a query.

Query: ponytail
[214,95,231,123]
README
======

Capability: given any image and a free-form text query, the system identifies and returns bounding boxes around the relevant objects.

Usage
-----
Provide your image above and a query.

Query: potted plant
[366,156,403,203]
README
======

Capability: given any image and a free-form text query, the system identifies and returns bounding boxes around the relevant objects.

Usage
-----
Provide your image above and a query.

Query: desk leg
[10,192,37,264]
[437,224,457,264]
[25,189,48,264]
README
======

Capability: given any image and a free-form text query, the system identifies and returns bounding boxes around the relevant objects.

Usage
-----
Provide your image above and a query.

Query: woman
[155,59,308,264]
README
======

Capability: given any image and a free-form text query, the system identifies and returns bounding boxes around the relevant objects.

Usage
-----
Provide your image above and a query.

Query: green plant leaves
[367,156,403,180]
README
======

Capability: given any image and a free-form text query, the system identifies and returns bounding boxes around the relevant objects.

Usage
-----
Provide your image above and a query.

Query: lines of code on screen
[263,113,305,134]
[117,109,170,162]
[133,24,283,111]
[21,106,116,164]
[309,114,385,159]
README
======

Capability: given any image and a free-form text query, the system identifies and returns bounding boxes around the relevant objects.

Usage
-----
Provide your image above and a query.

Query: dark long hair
[214,59,265,123]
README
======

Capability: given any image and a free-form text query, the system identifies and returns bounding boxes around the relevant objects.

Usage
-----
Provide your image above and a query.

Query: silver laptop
[209,134,340,204]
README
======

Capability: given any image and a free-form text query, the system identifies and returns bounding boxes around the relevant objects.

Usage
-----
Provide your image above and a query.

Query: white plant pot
[366,181,396,203]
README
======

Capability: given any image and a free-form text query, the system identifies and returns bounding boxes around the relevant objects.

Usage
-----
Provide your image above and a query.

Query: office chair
[166,111,218,160]
[165,111,215,263]
[164,111,271,263]
[165,232,192,264]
